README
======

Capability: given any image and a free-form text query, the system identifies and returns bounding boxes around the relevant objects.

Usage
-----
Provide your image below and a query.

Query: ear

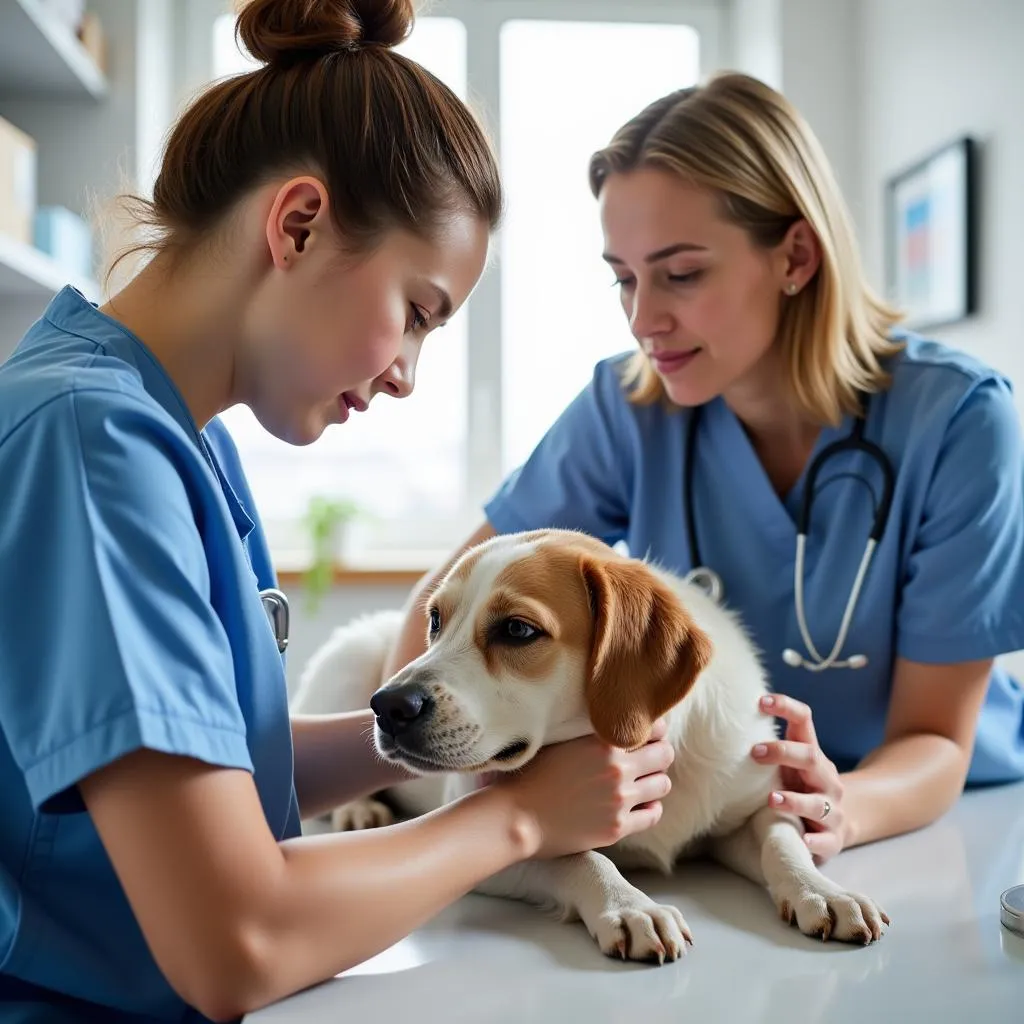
[580,556,713,750]
[776,217,822,294]
[265,176,330,270]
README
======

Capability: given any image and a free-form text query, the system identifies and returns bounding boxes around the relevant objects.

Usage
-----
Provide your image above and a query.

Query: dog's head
[370,529,713,774]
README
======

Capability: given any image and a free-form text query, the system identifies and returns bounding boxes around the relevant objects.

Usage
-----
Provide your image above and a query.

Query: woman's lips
[336,392,368,423]
[650,348,701,374]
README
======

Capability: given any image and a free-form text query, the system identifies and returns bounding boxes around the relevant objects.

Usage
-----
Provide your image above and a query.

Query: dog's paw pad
[593,900,691,965]
[331,798,394,832]
[776,886,889,944]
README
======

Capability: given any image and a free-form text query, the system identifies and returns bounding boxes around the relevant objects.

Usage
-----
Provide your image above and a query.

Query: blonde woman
[388,72,1024,864]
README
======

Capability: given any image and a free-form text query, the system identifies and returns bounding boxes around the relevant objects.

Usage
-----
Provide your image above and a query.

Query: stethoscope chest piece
[260,588,290,654]
[681,566,724,605]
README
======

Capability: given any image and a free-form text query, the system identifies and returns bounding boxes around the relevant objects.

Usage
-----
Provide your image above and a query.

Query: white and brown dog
[292,528,888,963]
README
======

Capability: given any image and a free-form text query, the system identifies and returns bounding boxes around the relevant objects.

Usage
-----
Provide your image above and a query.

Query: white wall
[859,0,1024,413]
[728,0,781,91]
[727,0,863,233]
[781,0,863,227]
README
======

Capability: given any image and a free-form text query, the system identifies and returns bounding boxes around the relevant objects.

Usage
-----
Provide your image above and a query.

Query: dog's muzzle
[370,680,435,738]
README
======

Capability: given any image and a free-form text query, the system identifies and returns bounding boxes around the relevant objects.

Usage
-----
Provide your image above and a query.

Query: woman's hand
[495,718,675,860]
[751,694,847,863]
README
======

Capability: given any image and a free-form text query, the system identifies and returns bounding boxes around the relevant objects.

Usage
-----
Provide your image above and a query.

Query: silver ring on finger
[820,798,831,820]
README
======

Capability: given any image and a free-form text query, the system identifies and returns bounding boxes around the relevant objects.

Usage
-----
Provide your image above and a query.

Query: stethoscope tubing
[682,393,895,671]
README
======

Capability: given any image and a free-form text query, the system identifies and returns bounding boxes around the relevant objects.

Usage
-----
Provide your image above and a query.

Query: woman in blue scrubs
[388,73,1024,863]
[0,2,676,1021]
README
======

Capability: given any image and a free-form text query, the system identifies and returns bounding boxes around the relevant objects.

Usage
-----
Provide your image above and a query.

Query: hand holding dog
[752,694,848,863]
[496,717,675,860]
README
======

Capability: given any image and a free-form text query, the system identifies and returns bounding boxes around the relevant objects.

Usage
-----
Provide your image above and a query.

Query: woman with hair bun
[0,1,676,1020]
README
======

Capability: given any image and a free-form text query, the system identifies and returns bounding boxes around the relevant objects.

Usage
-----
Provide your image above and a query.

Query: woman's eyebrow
[602,242,708,265]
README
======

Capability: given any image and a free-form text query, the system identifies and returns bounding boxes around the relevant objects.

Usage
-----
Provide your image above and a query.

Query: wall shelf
[0,0,107,101]
[0,232,98,303]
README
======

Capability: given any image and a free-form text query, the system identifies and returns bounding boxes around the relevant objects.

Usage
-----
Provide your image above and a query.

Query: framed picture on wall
[885,135,978,332]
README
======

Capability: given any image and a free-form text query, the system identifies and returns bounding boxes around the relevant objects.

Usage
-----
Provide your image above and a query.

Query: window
[499,19,701,470]
[193,2,717,567]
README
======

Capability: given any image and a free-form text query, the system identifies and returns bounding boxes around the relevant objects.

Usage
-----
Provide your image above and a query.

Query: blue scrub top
[486,333,1024,785]
[0,287,301,1022]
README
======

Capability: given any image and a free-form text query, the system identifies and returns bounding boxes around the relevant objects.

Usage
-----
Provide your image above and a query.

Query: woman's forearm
[291,710,414,819]
[841,733,969,848]
[248,786,532,1010]
[83,747,535,1022]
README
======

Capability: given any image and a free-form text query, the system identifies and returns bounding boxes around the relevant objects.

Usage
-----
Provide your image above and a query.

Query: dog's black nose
[370,683,432,737]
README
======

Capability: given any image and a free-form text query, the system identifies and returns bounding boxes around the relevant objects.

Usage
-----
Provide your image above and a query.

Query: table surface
[247,782,1024,1022]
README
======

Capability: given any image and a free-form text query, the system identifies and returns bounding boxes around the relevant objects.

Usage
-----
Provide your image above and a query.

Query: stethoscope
[681,393,895,672]
[260,588,290,653]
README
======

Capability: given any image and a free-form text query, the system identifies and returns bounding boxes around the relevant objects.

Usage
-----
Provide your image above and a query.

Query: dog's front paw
[774,882,889,944]
[589,896,693,965]
[331,797,394,832]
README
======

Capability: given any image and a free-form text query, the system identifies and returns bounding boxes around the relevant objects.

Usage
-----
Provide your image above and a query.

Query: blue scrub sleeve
[0,389,253,814]
[896,376,1024,663]
[485,357,634,544]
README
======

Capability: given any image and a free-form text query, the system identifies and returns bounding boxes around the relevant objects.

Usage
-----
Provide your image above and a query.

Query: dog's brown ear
[580,556,713,750]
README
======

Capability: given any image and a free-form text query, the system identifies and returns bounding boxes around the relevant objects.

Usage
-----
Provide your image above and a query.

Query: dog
[291,528,888,962]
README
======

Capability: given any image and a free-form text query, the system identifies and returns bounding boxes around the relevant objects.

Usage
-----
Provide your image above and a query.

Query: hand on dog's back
[493,718,674,860]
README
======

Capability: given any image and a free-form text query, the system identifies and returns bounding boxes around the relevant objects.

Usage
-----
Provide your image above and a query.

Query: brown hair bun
[236,0,413,64]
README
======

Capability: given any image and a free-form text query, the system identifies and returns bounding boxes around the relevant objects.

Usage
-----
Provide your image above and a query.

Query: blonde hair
[588,71,903,426]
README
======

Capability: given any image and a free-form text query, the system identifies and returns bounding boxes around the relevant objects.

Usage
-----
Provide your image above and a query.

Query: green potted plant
[302,494,360,612]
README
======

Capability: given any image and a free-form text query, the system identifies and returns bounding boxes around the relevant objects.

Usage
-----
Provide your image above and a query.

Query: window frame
[176,0,724,563]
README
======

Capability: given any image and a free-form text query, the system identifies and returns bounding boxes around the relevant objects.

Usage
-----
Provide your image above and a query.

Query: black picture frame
[884,135,978,332]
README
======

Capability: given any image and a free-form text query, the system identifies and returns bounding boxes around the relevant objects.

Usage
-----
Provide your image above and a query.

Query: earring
[785,282,798,295]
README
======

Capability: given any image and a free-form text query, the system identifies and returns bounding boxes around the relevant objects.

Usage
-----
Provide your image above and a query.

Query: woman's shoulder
[882,328,1019,437]
[0,352,185,464]
[2,293,167,436]
[885,329,1015,403]
[879,329,1022,485]
[0,289,207,470]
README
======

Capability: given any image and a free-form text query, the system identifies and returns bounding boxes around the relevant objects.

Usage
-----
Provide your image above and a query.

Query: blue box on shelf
[33,205,93,280]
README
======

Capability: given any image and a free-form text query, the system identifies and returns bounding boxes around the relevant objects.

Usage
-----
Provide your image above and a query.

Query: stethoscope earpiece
[781,647,868,671]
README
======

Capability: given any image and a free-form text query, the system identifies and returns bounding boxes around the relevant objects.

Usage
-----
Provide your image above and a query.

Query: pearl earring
[786,282,798,295]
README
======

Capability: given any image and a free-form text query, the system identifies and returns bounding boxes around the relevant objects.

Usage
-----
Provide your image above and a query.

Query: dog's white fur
[292,529,887,962]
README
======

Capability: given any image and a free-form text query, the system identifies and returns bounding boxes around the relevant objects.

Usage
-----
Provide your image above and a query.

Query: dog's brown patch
[476,545,594,679]
[463,534,712,748]
[580,554,712,748]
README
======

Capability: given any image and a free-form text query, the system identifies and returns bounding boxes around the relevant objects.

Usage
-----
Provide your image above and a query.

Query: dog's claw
[776,886,888,945]
[595,900,691,965]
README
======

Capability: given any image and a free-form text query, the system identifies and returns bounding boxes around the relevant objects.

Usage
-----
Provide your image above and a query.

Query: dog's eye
[500,618,540,644]
[428,607,441,638]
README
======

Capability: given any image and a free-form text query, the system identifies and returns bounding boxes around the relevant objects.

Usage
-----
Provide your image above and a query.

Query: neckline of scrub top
[703,395,853,549]
[41,286,257,544]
